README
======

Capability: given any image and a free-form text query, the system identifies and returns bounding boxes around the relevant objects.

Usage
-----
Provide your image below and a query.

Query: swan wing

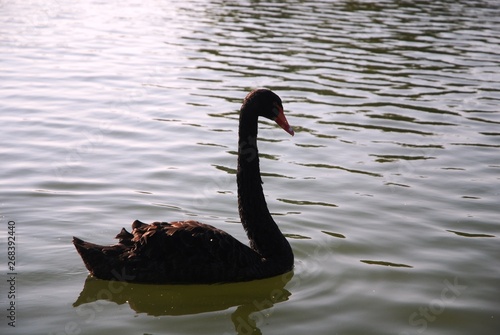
[125,220,263,283]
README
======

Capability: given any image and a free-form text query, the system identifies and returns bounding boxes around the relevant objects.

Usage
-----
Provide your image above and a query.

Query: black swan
[73,89,295,284]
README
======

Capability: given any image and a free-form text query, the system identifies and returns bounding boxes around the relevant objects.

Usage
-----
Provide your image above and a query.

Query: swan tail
[73,237,129,281]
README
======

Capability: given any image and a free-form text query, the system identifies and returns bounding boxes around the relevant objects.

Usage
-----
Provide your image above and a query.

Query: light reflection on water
[1,0,499,334]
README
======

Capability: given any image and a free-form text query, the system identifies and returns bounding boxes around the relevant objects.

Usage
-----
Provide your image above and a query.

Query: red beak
[274,106,294,136]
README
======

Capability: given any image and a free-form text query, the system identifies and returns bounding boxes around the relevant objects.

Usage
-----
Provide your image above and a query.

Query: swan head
[243,89,294,136]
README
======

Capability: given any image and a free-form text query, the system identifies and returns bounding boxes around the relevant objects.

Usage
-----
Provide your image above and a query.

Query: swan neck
[237,106,293,264]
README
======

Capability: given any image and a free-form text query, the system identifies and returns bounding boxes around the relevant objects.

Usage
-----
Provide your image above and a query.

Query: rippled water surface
[1,0,500,334]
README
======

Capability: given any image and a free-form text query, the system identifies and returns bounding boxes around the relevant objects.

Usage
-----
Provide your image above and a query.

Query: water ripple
[2,0,500,334]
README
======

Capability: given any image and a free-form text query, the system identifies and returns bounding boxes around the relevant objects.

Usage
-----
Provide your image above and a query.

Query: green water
[1,0,499,334]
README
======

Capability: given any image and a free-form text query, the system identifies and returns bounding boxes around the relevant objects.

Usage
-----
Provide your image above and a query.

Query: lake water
[1,0,499,334]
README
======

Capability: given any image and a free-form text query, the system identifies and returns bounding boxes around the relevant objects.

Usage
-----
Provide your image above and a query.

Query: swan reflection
[74,271,293,334]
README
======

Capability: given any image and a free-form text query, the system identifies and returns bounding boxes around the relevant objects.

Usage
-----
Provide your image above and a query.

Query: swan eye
[272,102,282,118]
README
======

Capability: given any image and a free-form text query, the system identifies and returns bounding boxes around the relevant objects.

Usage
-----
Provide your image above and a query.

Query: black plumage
[73,89,295,284]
